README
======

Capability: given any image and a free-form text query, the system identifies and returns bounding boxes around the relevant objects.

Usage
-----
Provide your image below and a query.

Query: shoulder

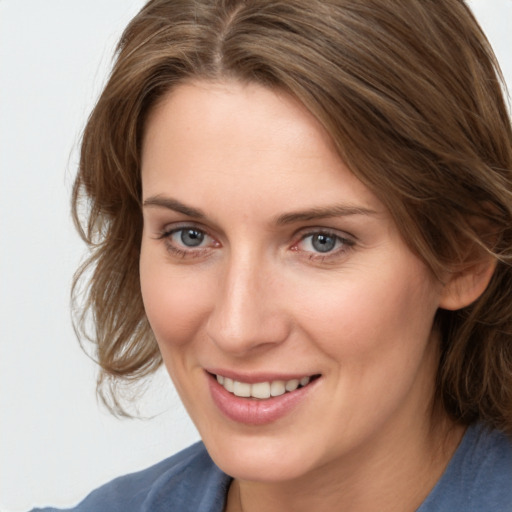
[419,423,512,511]
[31,442,231,512]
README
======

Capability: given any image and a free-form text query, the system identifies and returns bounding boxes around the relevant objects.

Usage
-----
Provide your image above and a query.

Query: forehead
[141,80,384,217]
[142,80,337,169]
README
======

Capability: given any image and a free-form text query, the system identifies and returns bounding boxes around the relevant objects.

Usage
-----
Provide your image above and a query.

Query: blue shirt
[32,423,512,511]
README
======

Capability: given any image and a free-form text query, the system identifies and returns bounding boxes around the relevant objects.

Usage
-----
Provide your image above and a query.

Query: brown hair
[73,0,512,429]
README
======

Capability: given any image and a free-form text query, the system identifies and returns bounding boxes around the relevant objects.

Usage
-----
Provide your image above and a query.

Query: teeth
[216,374,313,399]
[233,381,251,397]
[285,379,299,392]
[270,380,286,397]
[251,382,271,399]
[224,377,234,392]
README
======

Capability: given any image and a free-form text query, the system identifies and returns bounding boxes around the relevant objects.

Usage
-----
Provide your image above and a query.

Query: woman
[36,0,512,510]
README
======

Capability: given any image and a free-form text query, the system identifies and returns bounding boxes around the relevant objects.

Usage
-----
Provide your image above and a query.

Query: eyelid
[155,222,220,259]
[153,222,355,262]
[293,226,356,244]
[156,221,211,239]
[291,227,356,261]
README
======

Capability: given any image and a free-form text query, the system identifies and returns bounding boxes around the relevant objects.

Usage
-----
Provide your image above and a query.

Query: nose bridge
[207,246,288,354]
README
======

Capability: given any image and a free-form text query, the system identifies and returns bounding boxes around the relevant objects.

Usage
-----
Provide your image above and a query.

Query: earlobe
[439,255,497,311]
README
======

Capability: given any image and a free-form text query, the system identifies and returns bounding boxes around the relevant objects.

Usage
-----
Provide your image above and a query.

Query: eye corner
[150,223,221,261]
[290,228,356,263]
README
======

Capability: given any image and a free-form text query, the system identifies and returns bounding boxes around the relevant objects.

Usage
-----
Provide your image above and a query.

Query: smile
[215,374,315,399]
[208,371,322,424]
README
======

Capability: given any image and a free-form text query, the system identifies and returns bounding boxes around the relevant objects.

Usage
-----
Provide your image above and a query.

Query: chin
[202,429,328,482]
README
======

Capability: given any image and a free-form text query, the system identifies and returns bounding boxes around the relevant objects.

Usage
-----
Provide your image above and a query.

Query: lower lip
[207,374,319,425]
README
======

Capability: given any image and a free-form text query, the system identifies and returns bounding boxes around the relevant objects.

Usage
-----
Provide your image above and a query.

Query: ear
[439,254,497,311]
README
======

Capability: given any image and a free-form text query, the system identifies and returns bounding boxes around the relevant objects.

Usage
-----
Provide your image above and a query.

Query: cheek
[294,264,441,362]
[139,255,212,349]
[294,265,442,431]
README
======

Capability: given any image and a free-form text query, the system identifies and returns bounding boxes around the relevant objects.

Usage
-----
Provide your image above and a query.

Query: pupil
[312,234,336,253]
[181,229,204,247]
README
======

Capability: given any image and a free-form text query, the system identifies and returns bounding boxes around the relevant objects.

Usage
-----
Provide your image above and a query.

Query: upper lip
[205,368,320,384]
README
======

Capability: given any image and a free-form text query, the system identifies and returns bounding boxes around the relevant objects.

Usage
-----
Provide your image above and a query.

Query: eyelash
[156,225,217,259]
[292,230,355,262]
[155,225,355,262]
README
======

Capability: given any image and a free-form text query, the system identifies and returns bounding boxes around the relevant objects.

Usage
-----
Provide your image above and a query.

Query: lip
[206,368,315,384]
[206,370,320,425]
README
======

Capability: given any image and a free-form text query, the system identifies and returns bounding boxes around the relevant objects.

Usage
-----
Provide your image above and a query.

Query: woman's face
[140,81,446,482]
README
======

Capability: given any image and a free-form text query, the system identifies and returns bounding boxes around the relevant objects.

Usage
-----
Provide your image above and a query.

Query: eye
[173,228,207,247]
[302,233,339,253]
[156,225,219,258]
[293,230,355,261]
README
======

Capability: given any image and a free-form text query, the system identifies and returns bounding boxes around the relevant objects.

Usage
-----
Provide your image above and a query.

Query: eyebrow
[143,195,377,224]
[143,196,206,219]
[275,205,377,225]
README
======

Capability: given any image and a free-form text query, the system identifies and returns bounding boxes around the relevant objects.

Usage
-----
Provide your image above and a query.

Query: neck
[225,415,465,512]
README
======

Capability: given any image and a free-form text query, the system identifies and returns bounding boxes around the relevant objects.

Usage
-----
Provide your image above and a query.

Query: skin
[139,80,466,511]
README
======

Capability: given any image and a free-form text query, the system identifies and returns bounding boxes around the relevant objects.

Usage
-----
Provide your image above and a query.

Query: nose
[206,251,291,356]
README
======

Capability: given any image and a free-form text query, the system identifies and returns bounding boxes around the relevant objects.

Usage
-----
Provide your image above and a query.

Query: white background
[0,1,511,510]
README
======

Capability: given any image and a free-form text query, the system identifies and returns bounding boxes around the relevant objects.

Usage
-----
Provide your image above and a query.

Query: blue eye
[300,232,342,254]
[309,233,337,253]
[176,228,205,247]
[294,230,356,262]
[157,225,218,259]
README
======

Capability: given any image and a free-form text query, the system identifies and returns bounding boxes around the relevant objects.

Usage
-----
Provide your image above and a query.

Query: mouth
[210,372,321,400]
[206,370,322,424]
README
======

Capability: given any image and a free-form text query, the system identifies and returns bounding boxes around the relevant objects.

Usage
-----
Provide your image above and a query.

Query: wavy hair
[72,0,512,428]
